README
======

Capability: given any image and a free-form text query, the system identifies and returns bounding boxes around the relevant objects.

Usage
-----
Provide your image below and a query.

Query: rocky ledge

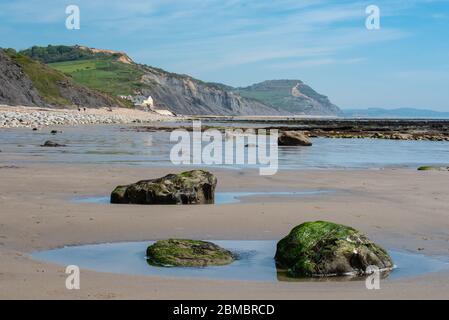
[130,119,449,142]
[307,131,449,141]
[111,170,217,205]
[275,221,394,277]
[146,239,234,267]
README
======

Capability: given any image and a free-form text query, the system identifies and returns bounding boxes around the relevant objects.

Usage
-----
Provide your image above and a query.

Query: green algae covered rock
[278,131,312,146]
[111,170,217,205]
[418,166,449,171]
[146,239,234,267]
[275,221,393,277]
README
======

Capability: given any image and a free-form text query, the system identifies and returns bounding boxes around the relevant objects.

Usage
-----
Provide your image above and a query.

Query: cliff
[0,48,125,109]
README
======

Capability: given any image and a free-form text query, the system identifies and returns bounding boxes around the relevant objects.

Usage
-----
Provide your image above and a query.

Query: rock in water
[146,239,234,267]
[418,166,449,171]
[278,131,312,146]
[275,221,393,277]
[111,170,217,204]
[40,140,66,147]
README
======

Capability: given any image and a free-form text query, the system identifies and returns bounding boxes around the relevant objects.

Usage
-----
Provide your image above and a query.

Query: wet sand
[0,164,448,299]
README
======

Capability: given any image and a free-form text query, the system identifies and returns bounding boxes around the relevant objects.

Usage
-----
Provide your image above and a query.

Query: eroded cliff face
[138,66,283,116]
[0,50,46,107]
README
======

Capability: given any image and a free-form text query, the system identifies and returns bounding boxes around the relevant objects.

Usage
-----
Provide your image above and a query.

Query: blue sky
[0,0,448,110]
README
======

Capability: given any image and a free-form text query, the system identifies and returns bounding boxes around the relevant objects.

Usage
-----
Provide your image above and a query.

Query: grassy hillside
[20,45,105,64]
[19,45,146,98]
[237,89,287,108]
[236,80,302,107]
[6,51,71,105]
[49,57,148,97]
[236,80,341,115]
[4,50,129,108]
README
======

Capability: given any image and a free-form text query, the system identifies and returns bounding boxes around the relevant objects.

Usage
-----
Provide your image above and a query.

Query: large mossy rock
[278,131,312,146]
[111,170,217,204]
[146,239,234,267]
[275,221,393,277]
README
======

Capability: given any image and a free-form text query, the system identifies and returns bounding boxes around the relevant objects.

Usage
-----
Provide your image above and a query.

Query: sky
[0,0,448,110]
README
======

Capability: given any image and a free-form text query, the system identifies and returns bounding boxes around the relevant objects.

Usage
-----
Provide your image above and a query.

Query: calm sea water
[1,123,448,169]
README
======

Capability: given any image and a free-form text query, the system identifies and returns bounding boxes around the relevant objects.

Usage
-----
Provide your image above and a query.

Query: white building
[141,96,154,109]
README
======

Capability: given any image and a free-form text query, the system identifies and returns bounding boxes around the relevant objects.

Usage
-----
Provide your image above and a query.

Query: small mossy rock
[418,166,449,171]
[111,170,217,204]
[275,221,393,277]
[40,140,66,147]
[146,239,234,267]
[278,131,312,146]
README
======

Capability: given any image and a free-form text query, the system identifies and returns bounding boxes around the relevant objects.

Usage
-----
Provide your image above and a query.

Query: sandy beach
[1,164,448,299]
[2,0,448,304]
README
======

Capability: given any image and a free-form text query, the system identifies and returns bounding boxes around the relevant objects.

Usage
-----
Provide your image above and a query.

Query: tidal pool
[32,240,449,282]
[72,190,332,205]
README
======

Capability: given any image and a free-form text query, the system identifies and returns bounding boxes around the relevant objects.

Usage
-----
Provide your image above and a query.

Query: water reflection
[72,190,333,205]
[1,124,448,169]
[32,240,449,282]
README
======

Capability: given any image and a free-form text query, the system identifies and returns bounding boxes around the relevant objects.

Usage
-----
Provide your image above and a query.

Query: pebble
[0,110,169,128]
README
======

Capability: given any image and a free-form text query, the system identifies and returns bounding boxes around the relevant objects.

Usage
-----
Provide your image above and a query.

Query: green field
[49,58,148,96]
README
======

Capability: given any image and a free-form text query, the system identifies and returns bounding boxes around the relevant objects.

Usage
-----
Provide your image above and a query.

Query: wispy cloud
[116,1,409,73]
[269,57,366,69]
[394,69,449,80]
[1,0,448,109]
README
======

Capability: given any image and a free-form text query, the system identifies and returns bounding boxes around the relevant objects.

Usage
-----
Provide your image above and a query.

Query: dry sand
[0,164,448,299]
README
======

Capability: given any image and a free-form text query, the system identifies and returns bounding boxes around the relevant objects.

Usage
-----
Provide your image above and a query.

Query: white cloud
[268,57,366,69]
[394,69,449,80]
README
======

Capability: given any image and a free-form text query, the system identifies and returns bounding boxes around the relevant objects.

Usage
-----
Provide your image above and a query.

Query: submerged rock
[146,239,234,267]
[278,131,312,146]
[275,221,393,277]
[391,133,413,140]
[418,166,449,171]
[40,140,66,147]
[111,170,217,204]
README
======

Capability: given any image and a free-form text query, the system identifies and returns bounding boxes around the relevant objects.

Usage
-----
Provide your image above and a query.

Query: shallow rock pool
[32,240,449,282]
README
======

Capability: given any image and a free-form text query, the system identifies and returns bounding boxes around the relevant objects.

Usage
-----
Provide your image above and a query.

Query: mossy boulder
[418,166,449,171]
[146,239,234,267]
[111,170,217,204]
[278,131,312,146]
[275,221,393,277]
